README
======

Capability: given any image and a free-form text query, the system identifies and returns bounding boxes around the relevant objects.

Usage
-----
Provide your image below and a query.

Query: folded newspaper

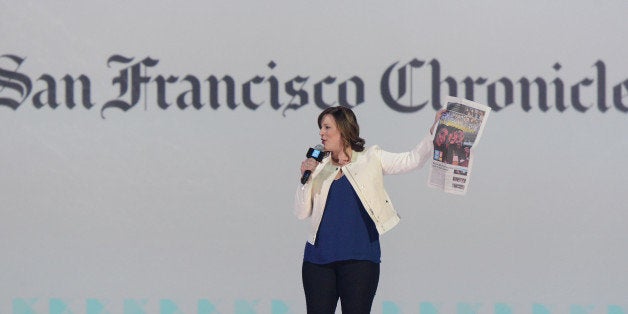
[428,96,491,195]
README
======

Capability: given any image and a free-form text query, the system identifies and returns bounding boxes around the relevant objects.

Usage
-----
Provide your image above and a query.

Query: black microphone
[301,144,325,184]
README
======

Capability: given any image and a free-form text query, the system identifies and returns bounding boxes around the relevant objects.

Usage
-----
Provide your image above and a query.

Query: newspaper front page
[428,96,491,195]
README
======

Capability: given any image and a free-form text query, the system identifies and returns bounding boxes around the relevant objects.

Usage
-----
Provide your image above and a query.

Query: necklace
[332,149,351,166]
[332,157,350,166]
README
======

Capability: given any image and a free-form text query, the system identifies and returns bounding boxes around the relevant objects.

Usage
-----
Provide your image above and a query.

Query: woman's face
[456,130,465,145]
[448,131,457,145]
[436,128,448,146]
[319,114,343,153]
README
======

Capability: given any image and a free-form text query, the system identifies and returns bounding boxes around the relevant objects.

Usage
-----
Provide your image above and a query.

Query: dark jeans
[302,260,380,314]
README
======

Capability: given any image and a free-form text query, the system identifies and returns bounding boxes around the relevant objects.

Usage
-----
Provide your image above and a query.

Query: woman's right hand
[300,158,319,176]
[430,108,447,134]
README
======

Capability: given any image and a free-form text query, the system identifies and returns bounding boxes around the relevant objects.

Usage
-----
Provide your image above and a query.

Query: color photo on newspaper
[428,96,491,195]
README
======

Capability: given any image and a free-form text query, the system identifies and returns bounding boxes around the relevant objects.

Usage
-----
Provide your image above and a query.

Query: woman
[294,106,444,313]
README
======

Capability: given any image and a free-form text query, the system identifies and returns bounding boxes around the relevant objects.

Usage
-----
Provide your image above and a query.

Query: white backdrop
[2,1,627,313]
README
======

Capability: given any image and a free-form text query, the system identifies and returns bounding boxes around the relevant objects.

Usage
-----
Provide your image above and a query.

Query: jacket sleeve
[294,182,313,219]
[378,134,434,175]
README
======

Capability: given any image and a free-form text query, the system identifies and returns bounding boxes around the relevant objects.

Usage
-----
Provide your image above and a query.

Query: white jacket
[294,135,433,244]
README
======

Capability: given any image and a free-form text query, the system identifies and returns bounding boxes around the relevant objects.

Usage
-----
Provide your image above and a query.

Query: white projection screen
[2,1,627,313]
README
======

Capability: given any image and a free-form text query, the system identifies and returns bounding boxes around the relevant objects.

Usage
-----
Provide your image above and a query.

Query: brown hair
[317,106,365,153]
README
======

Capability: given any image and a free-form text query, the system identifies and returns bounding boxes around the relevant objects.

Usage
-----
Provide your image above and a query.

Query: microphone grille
[314,144,324,151]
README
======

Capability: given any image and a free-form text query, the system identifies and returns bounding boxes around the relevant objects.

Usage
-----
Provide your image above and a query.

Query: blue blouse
[303,174,381,264]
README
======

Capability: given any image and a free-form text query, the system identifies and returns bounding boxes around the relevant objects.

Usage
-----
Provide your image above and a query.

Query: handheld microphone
[300,144,325,184]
